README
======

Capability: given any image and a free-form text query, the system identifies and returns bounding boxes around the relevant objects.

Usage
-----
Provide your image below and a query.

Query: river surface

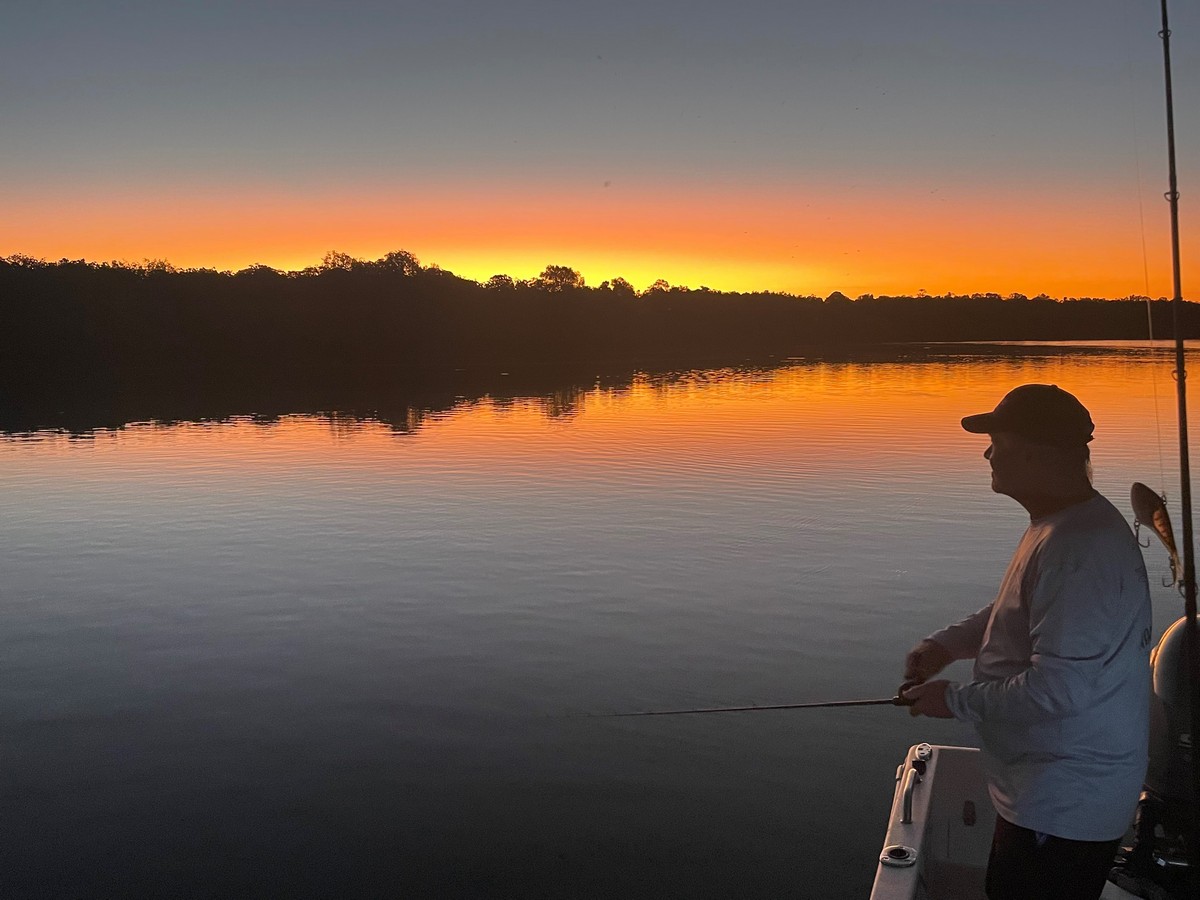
[1,343,1191,898]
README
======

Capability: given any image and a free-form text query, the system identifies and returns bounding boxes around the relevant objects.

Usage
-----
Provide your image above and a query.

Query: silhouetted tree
[372,250,420,275]
[534,265,585,291]
[320,251,359,272]
[236,264,283,278]
[485,274,516,291]
[609,277,636,297]
[5,253,45,269]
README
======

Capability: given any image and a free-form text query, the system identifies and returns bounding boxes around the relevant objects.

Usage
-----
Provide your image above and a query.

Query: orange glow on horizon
[2,178,1194,299]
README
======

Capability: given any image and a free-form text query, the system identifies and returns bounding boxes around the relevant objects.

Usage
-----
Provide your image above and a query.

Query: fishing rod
[580,693,914,718]
[1157,0,1200,874]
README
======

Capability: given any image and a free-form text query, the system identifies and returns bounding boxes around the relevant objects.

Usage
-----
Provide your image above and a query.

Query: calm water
[1,344,1192,898]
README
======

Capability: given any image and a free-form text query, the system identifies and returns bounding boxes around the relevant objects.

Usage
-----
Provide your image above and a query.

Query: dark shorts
[985,815,1119,900]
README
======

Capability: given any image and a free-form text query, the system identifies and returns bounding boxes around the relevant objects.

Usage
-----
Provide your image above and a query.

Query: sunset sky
[2,0,1197,297]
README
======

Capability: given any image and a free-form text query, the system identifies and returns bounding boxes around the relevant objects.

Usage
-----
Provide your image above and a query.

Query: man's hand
[904,638,952,683]
[902,680,953,718]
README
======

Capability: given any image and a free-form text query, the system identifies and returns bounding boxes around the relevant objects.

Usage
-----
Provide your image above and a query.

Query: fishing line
[1123,0,1168,491]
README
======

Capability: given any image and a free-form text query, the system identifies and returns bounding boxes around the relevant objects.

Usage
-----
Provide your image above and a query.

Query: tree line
[1,250,1194,392]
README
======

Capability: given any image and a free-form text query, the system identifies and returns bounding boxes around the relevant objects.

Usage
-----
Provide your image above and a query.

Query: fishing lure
[1131,481,1181,589]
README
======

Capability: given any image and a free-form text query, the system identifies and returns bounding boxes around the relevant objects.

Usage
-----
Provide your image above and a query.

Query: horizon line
[1,250,1187,304]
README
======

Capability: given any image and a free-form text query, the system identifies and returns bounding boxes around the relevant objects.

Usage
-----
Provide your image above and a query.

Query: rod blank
[583,695,911,718]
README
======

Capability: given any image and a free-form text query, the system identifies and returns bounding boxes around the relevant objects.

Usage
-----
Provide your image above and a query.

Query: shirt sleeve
[927,604,993,660]
[944,541,1122,725]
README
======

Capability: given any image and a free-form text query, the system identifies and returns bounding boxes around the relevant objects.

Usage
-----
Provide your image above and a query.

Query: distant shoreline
[2,251,1186,305]
[3,253,1197,433]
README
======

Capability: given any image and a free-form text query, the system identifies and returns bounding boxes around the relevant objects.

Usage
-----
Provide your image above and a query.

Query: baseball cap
[961,384,1094,446]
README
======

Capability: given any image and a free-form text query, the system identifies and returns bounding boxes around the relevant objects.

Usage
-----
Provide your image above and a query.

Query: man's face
[983,432,1032,497]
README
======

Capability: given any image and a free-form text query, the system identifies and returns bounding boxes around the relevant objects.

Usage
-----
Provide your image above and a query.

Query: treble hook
[1134,521,1151,549]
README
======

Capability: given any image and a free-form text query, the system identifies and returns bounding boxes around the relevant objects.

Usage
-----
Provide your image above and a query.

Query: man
[902,384,1152,900]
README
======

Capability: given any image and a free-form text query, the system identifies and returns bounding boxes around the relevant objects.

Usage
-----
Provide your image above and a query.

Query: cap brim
[961,413,996,434]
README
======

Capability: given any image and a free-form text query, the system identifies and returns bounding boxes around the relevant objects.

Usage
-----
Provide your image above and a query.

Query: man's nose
[984,445,993,460]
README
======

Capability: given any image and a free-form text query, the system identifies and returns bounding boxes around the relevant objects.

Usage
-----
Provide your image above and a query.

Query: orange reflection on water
[5,348,1182,494]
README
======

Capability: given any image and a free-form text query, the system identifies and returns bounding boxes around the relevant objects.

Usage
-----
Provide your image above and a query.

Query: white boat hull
[870,743,1138,900]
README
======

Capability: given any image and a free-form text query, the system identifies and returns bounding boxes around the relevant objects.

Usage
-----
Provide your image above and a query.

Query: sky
[1,0,1197,297]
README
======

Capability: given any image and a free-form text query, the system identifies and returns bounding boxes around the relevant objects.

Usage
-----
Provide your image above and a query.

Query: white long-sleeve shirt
[930,492,1152,841]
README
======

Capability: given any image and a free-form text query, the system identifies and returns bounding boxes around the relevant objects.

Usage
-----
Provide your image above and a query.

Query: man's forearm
[943,655,1100,724]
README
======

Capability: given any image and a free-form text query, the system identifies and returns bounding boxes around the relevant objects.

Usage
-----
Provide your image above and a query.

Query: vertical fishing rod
[1157,0,1200,872]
